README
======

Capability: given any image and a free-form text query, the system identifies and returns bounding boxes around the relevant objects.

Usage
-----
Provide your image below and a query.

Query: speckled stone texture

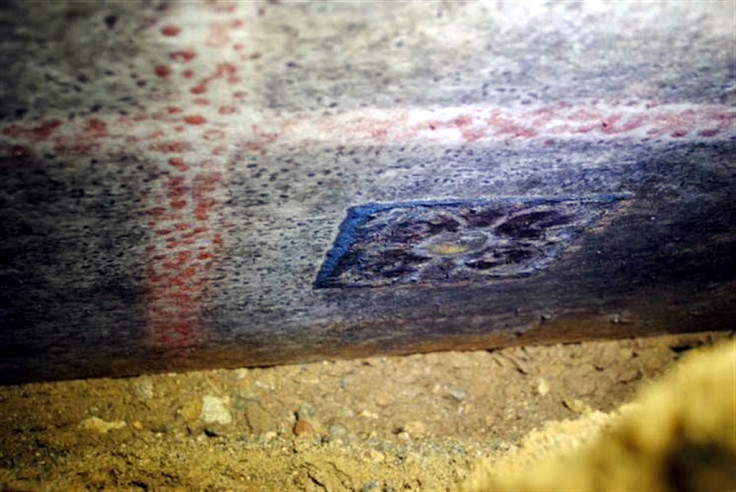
[0,0,734,383]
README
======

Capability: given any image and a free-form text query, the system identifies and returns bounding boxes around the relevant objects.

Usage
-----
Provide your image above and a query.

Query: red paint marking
[197,159,220,170]
[184,115,207,125]
[4,144,33,160]
[486,110,535,139]
[161,25,181,36]
[569,109,603,121]
[145,207,167,217]
[189,63,239,96]
[243,129,278,154]
[616,115,646,133]
[462,128,489,142]
[600,114,623,134]
[176,250,193,264]
[568,124,595,134]
[168,157,190,171]
[168,175,185,186]
[151,109,178,122]
[194,202,215,221]
[203,129,226,141]
[184,226,209,237]
[150,141,193,153]
[138,34,229,350]
[169,50,196,62]
[86,118,109,138]
[169,292,193,305]
[218,105,237,115]
[259,104,735,148]
[190,173,222,221]
[168,186,189,199]
[32,119,63,139]
[180,265,199,279]
[3,119,62,140]
[155,65,172,78]
[53,142,99,155]
[192,174,222,200]
[204,0,236,13]
[144,130,166,140]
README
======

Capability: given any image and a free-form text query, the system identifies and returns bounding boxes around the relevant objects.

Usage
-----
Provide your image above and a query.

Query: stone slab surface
[0,0,734,383]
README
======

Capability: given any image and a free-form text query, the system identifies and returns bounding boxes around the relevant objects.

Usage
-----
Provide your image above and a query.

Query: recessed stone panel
[315,194,629,288]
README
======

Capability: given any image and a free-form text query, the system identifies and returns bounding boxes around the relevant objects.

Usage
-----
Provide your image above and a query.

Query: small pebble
[329,424,347,439]
[78,417,126,434]
[296,403,315,419]
[260,431,277,443]
[360,409,379,419]
[563,398,593,414]
[449,388,467,401]
[363,480,381,492]
[201,396,232,425]
[537,377,550,396]
[131,377,154,401]
[293,418,316,437]
[403,420,426,437]
[368,449,385,463]
[242,399,274,434]
[203,424,232,438]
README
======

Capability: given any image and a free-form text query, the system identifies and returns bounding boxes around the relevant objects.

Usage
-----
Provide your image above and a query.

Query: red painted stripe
[250,104,736,148]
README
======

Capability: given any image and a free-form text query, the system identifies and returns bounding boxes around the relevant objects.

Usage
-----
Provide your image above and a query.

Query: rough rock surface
[0,332,730,490]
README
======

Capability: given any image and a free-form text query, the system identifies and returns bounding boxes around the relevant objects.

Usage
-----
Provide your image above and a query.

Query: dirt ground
[0,331,731,491]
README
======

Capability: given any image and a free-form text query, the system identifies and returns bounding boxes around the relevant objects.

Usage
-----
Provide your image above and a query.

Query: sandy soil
[0,331,731,491]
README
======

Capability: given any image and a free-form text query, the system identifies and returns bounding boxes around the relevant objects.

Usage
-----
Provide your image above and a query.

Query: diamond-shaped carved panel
[315,195,629,288]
